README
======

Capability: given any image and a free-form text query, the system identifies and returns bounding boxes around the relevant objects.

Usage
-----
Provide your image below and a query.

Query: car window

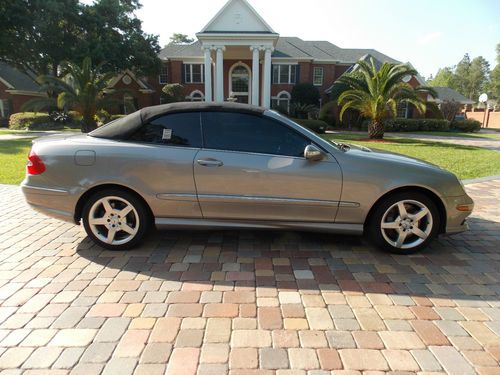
[201,112,309,157]
[128,112,202,147]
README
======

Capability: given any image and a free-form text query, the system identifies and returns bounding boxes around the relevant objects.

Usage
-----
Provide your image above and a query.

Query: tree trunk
[82,113,97,133]
[368,121,384,139]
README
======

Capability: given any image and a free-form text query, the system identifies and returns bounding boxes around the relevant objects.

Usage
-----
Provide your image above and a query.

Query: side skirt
[154,218,363,235]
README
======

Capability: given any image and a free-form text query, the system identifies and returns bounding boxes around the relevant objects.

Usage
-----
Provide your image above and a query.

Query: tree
[488,44,500,100]
[169,33,194,44]
[0,0,160,77]
[333,58,436,139]
[23,57,116,132]
[429,67,454,87]
[291,83,320,105]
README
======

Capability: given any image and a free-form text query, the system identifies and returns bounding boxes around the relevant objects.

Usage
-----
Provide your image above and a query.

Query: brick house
[0,62,44,125]
[107,0,427,117]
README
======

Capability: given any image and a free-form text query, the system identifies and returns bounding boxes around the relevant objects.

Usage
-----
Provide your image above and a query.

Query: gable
[200,0,275,34]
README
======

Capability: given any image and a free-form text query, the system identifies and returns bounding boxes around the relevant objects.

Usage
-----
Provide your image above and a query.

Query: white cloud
[417,31,443,45]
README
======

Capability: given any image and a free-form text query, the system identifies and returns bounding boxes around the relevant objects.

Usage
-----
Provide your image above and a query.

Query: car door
[193,111,342,222]
[122,111,203,218]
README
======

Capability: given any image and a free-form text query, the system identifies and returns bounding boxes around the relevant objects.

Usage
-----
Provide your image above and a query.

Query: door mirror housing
[304,144,324,161]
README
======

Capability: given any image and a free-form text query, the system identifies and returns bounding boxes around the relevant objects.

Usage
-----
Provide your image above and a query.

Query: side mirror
[304,144,324,161]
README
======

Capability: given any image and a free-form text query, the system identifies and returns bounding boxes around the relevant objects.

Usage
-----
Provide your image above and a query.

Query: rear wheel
[366,192,440,254]
[82,189,149,250]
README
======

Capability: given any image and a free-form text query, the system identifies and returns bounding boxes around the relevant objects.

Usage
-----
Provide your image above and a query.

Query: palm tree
[23,57,116,132]
[331,58,437,139]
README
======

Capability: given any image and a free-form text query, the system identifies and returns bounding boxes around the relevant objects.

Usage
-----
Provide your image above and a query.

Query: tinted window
[129,112,201,147]
[202,112,309,157]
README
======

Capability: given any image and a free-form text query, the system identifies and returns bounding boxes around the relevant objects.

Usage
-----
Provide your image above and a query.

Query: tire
[366,191,440,254]
[82,189,150,250]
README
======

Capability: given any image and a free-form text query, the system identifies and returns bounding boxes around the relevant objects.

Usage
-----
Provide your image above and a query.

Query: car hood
[343,143,443,171]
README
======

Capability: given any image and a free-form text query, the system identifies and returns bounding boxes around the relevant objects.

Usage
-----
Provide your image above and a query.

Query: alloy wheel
[88,196,139,246]
[380,199,433,250]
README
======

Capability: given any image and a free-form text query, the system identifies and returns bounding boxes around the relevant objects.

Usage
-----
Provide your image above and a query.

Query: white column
[262,47,273,108]
[215,46,225,102]
[250,46,260,106]
[203,47,212,102]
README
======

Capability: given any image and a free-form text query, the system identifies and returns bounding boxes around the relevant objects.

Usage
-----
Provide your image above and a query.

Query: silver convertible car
[22,102,474,253]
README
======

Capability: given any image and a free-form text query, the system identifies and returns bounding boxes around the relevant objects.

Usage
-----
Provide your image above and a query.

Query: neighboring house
[0,62,44,125]
[114,0,423,114]
[428,86,474,107]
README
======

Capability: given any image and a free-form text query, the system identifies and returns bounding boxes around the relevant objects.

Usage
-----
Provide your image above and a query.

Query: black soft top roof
[89,102,266,139]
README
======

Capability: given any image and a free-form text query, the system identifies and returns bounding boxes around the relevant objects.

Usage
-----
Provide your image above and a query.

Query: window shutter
[271,65,274,84]
[295,65,301,84]
[181,64,186,84]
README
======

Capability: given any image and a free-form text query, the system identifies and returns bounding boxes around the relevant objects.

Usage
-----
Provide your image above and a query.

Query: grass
[406,131,500,140]
[323,133,500,180]
[0,127,80,134]
[0,138,33,185]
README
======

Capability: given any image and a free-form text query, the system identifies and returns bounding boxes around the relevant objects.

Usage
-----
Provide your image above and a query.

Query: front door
[230,64,250,104]
[194,111,342,222]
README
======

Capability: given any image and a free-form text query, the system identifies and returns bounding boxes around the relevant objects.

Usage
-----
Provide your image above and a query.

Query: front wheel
[366,192,440,254]
[82,189,150,250]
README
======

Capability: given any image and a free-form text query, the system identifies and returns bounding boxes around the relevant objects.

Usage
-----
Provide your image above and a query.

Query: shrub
[161,83,185,103]
[382,118,450,132]
[451,119,481,132]
[291,83,320,106]
[319,101,336,126]
[9,112,56,130]
[292,118,329,134]
[289,103,318,119]
[440,100,461,121]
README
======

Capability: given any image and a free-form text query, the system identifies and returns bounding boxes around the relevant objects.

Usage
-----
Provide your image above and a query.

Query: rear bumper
[21,181,78,224]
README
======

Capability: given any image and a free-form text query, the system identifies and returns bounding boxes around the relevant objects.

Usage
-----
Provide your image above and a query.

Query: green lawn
[406,131,500,140]
[323,133,500,180]
[0,139,33,185]
[0,128,80,135]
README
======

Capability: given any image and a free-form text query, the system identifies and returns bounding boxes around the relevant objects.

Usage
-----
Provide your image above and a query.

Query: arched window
[187,90,205,102]
[271,91,291,113]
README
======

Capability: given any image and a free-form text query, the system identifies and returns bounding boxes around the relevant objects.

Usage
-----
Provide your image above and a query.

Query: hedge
[8,112,62,130]
[292,118,329,134]
[451,119,481,132]
[319,101,336,126]
[383,119,450,132]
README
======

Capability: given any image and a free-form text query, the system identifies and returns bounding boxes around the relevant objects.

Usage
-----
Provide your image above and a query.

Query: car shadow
[75,216,500,303]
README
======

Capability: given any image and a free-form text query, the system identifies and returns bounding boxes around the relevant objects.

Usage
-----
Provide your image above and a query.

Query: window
[123,94,137,115]
[271,91,291,112]
[272,64,297,84]
[159,64,168,84]
[313,67,324,86]
[231,65,249,93]
[188,90,204,102]
[396,102,408,118]
[202,112,309,157]
[0,99,11,119]
[128,112,202,147]
[184,64,204,83]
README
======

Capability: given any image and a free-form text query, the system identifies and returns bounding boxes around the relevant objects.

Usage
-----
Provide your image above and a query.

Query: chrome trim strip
[197,194,338,206]
[338,201,360,208]
[156,193,197,200]
[154,217,363,234]
[22,185,69,195]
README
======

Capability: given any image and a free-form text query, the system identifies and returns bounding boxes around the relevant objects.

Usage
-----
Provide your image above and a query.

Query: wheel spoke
[121,223,137,235]
[381,221,399,229]
[89,217,107,225]
[412,227,427,239]
[106,228,116,243]
[102,198,113,214]
[120,205,133,217]
[395,230,408,248]
[412,207,429,221]
[397,202,407,218]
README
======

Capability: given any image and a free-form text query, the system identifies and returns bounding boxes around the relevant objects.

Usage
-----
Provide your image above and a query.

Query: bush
[440,101,461,121]
[292,118,329,134]
[451,119,481,132]
[291,83,320,106]
[161,83,185,103]
[9,112,57,130]
[382,118,450,132]
[319,101,336,126]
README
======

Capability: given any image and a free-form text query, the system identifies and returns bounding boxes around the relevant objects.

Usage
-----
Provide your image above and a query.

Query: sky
[95,0,500,78]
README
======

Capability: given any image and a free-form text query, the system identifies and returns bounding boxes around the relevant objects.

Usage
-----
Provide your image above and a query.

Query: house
[108,0,422,115]
[0,62,44,125]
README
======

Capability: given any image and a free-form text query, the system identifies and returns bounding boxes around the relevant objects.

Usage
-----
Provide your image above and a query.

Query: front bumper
[443,194,474,234]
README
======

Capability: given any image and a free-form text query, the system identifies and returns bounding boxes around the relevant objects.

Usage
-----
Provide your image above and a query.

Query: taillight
[27,150,46,175]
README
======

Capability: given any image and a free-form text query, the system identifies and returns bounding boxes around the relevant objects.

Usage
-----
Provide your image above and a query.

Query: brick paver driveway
[0,180,498,374]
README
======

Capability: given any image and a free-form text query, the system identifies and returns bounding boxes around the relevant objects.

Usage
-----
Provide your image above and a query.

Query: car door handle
[197,158,223,167]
